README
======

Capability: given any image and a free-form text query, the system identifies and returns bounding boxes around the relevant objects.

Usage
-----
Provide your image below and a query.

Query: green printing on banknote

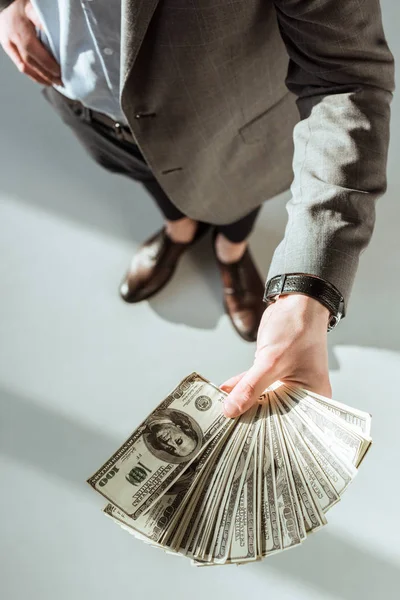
[88,373,372,566]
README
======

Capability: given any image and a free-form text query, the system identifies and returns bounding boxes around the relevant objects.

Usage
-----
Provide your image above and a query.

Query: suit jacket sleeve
[268,0,395,312]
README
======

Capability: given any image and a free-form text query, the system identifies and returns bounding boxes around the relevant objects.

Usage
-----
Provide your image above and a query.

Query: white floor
[1,3,400,599]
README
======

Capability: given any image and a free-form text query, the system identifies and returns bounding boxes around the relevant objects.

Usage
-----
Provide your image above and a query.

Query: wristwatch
[263,274,345,332]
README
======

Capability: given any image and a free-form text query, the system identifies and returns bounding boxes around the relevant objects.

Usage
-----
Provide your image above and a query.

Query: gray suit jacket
[1,0,395,310]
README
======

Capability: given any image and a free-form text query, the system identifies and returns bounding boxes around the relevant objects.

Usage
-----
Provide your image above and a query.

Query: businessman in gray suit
[0,0,394,418]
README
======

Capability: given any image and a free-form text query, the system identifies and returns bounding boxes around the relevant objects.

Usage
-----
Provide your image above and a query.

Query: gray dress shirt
[31,0,128,124]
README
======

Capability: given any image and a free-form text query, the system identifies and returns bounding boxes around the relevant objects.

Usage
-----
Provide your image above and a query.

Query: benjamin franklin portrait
[143,409,203,464]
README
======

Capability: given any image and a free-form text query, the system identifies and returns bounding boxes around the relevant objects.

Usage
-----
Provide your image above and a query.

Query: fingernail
[223,401,239,419]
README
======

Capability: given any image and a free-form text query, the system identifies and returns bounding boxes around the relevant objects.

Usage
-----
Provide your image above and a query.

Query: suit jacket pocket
[239,91,294,145]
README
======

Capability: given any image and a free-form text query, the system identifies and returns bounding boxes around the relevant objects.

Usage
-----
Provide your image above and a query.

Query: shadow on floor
[1,57,400,355]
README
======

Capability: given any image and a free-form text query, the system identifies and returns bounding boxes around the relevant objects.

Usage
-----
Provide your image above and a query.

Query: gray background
[0,2,399,599]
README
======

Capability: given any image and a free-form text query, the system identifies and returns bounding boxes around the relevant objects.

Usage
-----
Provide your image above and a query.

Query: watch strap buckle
[264,273,345,332]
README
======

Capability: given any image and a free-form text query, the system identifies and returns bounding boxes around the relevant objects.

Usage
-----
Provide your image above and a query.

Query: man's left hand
[221,293,332,418]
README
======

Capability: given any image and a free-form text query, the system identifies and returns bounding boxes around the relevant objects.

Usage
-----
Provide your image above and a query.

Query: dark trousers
[42,87,260,243]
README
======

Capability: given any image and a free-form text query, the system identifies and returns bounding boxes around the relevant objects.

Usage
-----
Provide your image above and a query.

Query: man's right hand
[0,0,61,86]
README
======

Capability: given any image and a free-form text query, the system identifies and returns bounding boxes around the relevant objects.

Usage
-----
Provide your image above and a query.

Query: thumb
[223,360,277,418]
[220,371,247,393]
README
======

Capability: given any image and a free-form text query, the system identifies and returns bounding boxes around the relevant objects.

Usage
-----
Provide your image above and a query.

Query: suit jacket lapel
[121,0,160,89]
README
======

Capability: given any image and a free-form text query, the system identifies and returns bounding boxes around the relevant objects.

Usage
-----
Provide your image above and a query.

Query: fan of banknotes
[87,373,372,566]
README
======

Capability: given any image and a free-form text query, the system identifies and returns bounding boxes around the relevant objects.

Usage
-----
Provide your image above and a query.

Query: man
[0,0,394,419]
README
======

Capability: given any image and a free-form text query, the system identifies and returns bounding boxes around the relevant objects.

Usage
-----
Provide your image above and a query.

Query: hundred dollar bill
[284,433,327,533]
[283,384,372,436]
[87,373,233,519]
[272,397,307,541]
[103,503,162,547]
[165,456,218,552]
[178,421,245,556]
[160,425,232,548]
[88,377,373,567]
[102,436,223,546]
[273,394,326,532]
[277,409,340,513]
[278,390,357,496]
[193,419,249,559]
[282,387,371,467]
[103,504,185,560]
[261,403,282,556]
[171,465,215,552]
[270,398,306,542]
[269,399,302,550]
[228,443,258,563]
[167,423,237,553]
[191,422,261,566]
[211,406,260,563]
[195,441,260,568]
[256,413,265,555]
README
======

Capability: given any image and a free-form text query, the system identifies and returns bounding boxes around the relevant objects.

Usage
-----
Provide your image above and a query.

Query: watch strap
[263,274,345,331]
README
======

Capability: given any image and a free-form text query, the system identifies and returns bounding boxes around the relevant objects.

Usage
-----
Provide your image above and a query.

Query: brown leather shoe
[215,246,266,342]
[120,224,208,303]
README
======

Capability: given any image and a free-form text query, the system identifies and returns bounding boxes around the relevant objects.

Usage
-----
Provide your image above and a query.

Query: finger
[3,41,51,85]
[25,1,44,30]
[21,61,54,85]
[18,35,61,79]
[2,40,24,71]
[223,360,278,418]
[28,55,63,85]
[220,372,247,393]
